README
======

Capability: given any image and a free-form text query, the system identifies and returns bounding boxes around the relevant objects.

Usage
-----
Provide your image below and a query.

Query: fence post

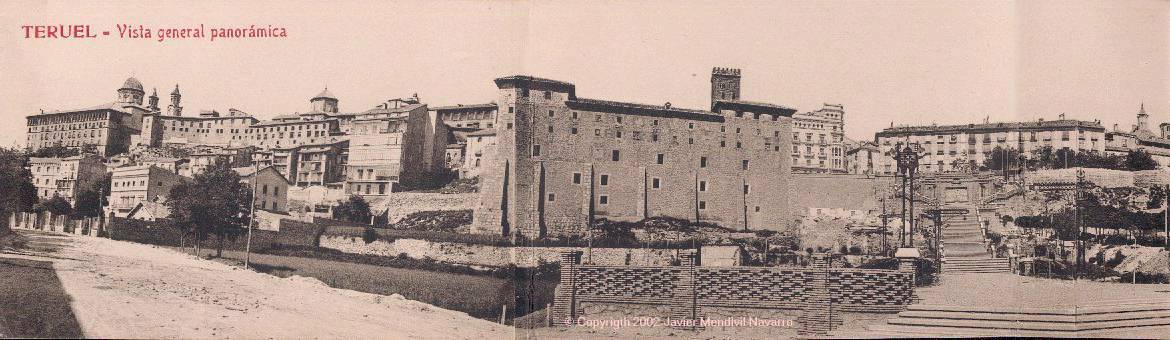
[551,250,582,326]
[798,253,834,336]
[669,249,700,331]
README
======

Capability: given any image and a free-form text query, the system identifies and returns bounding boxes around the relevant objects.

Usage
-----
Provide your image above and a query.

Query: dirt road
[1,230,512,339]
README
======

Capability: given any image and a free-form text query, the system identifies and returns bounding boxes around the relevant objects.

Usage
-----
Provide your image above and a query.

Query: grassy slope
[184,247,541,322]
[0,254,84,338]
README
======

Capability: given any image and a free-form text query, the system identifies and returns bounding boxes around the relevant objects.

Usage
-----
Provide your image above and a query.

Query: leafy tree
[34,196,73,216]
[1149,185,1166,210]
[165,162,252,257]
[983,146,1021,171]
[0,148,37,228]
[1030,146,1056,170]
[333,195,372,224]
[1076,151,1123,170]
[1124,150,1159,171]
[72,173,111,218]
[79,143,99,156]
[1054,148,1076,169]
[27,144,80,158]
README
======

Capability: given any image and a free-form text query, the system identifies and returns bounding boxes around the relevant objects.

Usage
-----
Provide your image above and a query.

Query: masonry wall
[318,235,678,267]
[475,82,793,238]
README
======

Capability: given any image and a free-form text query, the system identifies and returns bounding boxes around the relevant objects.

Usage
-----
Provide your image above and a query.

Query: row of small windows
[534,147,750,170]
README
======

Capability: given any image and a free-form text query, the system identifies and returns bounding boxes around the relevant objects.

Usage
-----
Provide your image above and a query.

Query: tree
[1124,150,1159,171]
[27,144,80,158]
[983,146,1021,171]
[34,196,73,216]
[333,195,372,224]
[165,162,252,258]
[1030,146,1056,170]
[1076,150,1123,170]
[72,173,111,218]
[0,148,37,228]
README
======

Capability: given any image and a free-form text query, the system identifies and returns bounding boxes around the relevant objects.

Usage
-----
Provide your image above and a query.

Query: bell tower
[167,85,183,116]
[710,67,741,110]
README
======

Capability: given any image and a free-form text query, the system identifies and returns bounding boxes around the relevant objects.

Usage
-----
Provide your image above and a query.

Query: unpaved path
[1,230,512,339]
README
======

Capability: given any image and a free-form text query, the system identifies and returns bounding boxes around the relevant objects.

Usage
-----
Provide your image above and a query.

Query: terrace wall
[319,235,677,267]
[552,251,916,336]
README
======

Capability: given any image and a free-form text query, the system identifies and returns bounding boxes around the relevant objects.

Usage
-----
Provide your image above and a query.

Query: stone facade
[474,69,797,238]
[875,118,1107,174]
[235,165,291,213]
[318,235,678,267]
[432,103,498,129]
[1106,105,1170,165]
[108,165,189,218]
[142,109,258,148]
[28,154,106,205]
[790,103,848,173]
[846,141,880,175]
[345,101,433,196]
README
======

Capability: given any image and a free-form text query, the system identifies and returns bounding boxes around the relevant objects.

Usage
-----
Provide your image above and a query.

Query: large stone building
[473,68,797,238]
[873,117,1107,174]
[345,98,442,196]
[263,140,348,187]
[26,77,153,156]
[234,165,291,213]
[432,103,498,129]
[845,141,880,175]
[108,165,189,218]
[790,103,849,173]
[1105,104,1170,165]
[28,154,106,205]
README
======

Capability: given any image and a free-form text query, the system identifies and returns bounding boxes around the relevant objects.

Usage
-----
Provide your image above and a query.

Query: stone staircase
[940,212,1009,273]
[862,301,1170,337]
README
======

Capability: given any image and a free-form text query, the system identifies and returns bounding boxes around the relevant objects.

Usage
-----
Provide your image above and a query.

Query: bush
[361,227,377,244]
[394,210,472,232]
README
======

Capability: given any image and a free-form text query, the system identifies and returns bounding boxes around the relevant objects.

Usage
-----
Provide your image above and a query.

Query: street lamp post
[892,142,924,248]
[1074,168,1085,280]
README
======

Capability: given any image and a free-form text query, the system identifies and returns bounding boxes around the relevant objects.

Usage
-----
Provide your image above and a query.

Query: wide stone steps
[942,258,1009,273]
[865,303,1170,337]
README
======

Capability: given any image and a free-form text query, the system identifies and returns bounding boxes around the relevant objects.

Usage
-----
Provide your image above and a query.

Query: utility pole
[1074,168,1085,280]
[1165,183,1168,283]
[244,162,258,269]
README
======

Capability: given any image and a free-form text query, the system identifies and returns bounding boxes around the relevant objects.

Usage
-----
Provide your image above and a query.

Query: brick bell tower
[710,67,741,110]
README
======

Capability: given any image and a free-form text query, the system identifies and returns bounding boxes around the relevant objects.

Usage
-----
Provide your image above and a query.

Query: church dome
[311,87,337,101]
[120,77,144,93]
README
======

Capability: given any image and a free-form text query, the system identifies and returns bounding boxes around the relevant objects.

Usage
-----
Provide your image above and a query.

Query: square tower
[711,67,741,110]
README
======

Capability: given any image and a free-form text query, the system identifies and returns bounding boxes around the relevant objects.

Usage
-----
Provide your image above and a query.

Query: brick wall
[553,250,915,335]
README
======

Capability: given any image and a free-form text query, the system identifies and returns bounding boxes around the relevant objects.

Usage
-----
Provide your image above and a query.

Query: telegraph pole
[244,162,258,269]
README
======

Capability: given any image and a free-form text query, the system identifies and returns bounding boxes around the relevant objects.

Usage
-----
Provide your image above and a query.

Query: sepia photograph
[1,1,1168,339]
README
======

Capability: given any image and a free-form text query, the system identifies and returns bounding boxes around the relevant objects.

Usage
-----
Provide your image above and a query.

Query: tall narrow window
[700,157,708,168]
[611,150,620,161]
[532,145,541,157]
[742,160,749,170]
[652,178,661,189]
[600,175,609,186]
[699,181,707,192]
[656,154,665,164]
[573,173,582,184]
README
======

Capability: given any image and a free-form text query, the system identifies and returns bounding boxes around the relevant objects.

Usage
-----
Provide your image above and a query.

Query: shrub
[361,227,377,244]
[394,210,472,232]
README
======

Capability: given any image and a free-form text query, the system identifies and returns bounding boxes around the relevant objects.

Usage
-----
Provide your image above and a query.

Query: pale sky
[1,0,1166,147]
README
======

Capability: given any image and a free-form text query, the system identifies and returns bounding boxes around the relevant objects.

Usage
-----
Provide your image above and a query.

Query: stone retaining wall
[553,250,916,336]
[319,235,679,268]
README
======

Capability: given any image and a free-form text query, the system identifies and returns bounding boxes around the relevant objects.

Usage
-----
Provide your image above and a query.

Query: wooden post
[500,305,507,324]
